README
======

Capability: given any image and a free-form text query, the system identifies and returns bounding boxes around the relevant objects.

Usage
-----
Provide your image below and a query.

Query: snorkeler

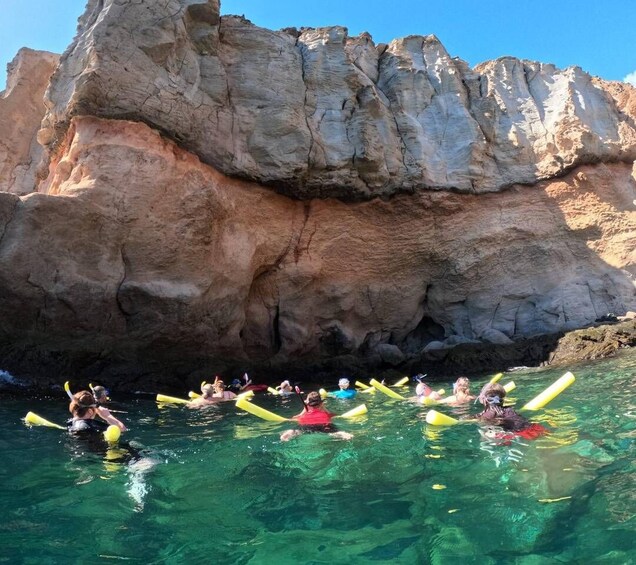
[228,373,269,394]
[212,378,237,401]
[91,385,128,430]
[187,383,220,408]
[328,378,357,399]
[67,390,126,433]
[445,377,476,405]
[414,374,442,401]
[280,391,353,442]
[276,380,294,396]
[474,382,547,441]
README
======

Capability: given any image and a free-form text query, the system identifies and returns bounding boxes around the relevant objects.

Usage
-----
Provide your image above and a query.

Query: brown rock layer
[0,116,634,387]
[0,1,634,387]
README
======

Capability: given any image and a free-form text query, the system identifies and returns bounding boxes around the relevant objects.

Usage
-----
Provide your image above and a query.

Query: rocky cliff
[0,0,634,387]
[0,48,58,195]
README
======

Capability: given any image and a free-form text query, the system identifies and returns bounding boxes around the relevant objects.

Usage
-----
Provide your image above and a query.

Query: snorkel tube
[295,386,308,411]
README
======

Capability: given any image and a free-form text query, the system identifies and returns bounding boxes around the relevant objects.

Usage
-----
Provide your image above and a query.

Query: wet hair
[69,390,97,418]
[478,383,506,416]
[213,380,225,391]
[306,391,323,407]
[201,383,215,399]
[454,377,471,395]
[92,386,108,401]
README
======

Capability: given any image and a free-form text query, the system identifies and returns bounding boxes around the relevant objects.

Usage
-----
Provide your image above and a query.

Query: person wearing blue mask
[474,382,547,441]
[329,378,357,399]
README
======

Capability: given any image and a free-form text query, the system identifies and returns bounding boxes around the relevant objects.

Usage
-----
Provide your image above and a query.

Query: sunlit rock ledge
[37,0,636,200]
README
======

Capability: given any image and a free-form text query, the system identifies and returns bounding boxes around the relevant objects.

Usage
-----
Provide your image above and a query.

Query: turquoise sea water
[1,351,635,564]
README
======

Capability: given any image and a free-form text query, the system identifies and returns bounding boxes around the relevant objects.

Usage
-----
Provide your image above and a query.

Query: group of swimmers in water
[66,373,545,444]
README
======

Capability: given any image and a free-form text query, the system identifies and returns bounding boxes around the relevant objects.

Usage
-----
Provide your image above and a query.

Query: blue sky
[2,0,635,91]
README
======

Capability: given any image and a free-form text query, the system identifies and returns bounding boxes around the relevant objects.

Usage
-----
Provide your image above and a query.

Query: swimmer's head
[478,382,506,406]
[453,377,470,395]
[306,391,323,407]
[92,385,109,402]
[213,380,225,392]
[69,390,97,417]
[201,383,215,398]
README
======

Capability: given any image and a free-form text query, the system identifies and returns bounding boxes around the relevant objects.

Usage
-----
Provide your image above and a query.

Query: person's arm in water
[96,406,127,431]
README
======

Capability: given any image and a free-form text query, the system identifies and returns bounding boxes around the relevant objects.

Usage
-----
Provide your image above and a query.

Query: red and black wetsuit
[478,406,548,441]
[297,408,337,433]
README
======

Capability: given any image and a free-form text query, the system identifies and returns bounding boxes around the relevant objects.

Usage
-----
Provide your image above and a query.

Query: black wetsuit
[66,418,142,462]
[67,418,108,434]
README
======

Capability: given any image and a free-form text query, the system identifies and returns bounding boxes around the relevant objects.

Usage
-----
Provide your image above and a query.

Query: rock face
[0,0,634,386]
[547,319,636,366]
[0,48,59,195]
[39,0,636,200]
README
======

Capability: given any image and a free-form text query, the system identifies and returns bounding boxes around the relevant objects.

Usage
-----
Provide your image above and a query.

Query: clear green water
[2,351,635,564]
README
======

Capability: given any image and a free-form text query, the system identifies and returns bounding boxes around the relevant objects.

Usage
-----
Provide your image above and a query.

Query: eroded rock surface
[1,116,634,385]
[0,48,59,195]
[38,0,636,199]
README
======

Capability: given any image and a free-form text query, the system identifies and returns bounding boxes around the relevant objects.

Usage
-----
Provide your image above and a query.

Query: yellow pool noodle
[188,391,201,399]
[24,412,65,430]
[490,373,504,383]
[425,410,459,426]
[156,394,190,404]
[337,404,368,419]
[355,381,370,389]
[392,377,409,387]
[369,379,405,400]
[236,390,255,400]
[104,425,121,443]
[267,387,280,395]
[522,372,575,411]
[421,395,442,406]
[503,381,516,393]
[235,397,289,422]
